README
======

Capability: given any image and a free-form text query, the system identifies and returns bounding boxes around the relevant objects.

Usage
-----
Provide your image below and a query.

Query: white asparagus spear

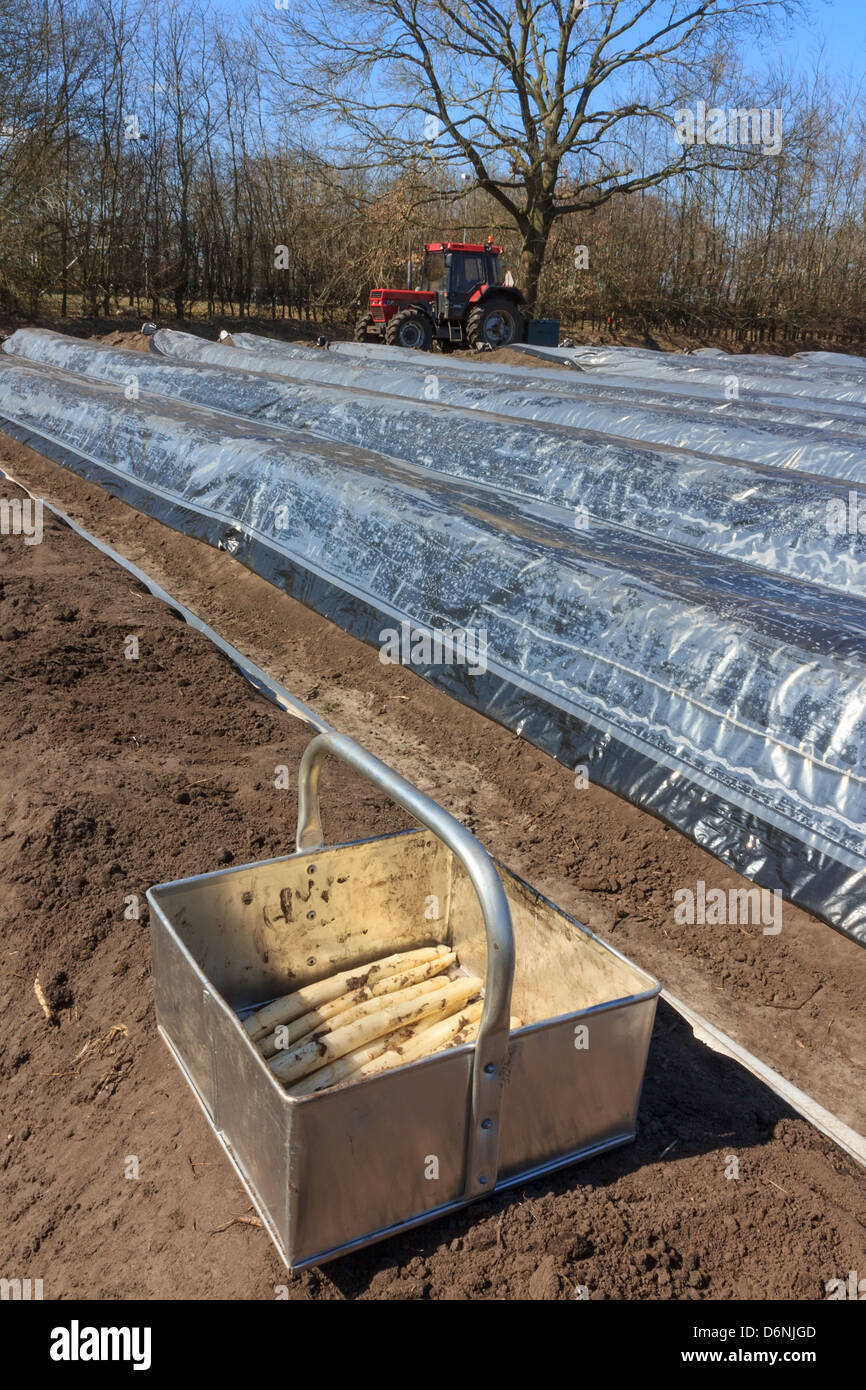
[277,970,468,1059]
[347,1001,485,1081]
[287,1033,404,1096]
[269,975,482,1086]
[289,1008,523,1096]
[258,951,456,1058]
[243,945,449,1041]
[337,1004,520,1082]
[286,1007,472,1097]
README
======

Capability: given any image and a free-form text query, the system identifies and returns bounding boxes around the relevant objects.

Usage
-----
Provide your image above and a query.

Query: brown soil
[0,449,865,1300]
[469,344,572,368]
[3,310,863,361]
[3,432,865,1138]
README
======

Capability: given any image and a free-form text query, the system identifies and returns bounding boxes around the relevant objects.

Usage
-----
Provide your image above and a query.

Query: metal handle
[295,730,515,1199]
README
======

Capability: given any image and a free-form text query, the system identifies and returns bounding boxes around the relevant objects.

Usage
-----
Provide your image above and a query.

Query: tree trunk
[60,221,68,319]
[517,207,553,311]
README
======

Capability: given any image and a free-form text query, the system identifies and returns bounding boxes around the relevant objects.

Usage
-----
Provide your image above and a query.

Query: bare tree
[259,0,801,305]
[6,0,864,349]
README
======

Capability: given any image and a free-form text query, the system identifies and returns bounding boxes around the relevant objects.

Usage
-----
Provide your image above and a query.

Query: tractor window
[421,252,447,293]
[486,254,502,285]
[451,255,486,292]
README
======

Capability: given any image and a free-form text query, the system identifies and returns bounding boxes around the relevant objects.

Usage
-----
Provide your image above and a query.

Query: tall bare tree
[259,0,801,305]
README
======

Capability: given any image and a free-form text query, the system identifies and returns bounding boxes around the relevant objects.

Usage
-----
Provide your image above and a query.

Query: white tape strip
[664,989,866,1169]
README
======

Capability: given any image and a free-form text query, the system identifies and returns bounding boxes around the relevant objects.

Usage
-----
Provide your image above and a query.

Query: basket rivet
[307,865,316,874]
[484,1063,495,1075]
[307,956,316,966]
[481,1118,493,1129]
[478,1175,488,1184]
[306,911,315,920]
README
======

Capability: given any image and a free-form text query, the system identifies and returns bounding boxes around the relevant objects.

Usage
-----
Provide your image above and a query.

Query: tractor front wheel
[354,312,375,342]
[385,307,433,351]
[466,297,523,349]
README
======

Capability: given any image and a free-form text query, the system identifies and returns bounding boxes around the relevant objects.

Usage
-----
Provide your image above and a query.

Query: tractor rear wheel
[354,312,374,342]
[386,307,433,351]
[466,297,523,349]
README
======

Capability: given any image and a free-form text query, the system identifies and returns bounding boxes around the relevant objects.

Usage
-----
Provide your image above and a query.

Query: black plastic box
[526,318,560,347]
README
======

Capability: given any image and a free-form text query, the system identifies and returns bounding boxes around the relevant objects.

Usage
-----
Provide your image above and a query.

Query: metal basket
[147,731,660,1269]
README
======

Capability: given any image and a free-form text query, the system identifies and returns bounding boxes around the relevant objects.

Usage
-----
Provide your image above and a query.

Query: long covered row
[0,349,864,942]
[152,327,866,478]
[4,329,866,596]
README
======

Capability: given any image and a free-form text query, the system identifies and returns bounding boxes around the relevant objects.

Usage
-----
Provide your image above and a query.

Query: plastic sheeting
[557,344,866,408]
[796,350,866,370]
[0,347,865,942]
[227,329,866,415]
[146,327,866,481]
[5,329,866,597]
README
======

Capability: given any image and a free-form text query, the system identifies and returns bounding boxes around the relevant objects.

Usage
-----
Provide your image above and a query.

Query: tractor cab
[357,237,527,352]
[420,242,502,296]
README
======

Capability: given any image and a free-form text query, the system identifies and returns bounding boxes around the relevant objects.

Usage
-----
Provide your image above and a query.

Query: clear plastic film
[148,326,866,479]
[0,340,865,943]
[5,329,866,596]
[552,343,866,408]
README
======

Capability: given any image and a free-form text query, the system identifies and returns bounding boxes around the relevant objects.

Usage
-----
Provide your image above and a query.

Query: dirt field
[3,430,866,1138]
[1,446,865,1301]
[4,310,864,361]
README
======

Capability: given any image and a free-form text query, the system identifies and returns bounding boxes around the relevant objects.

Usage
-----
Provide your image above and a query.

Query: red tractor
[354,238,529,352]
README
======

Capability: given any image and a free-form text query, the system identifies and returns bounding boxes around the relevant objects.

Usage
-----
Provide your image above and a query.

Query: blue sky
[211,0,864,78]
[776,0,866,72]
